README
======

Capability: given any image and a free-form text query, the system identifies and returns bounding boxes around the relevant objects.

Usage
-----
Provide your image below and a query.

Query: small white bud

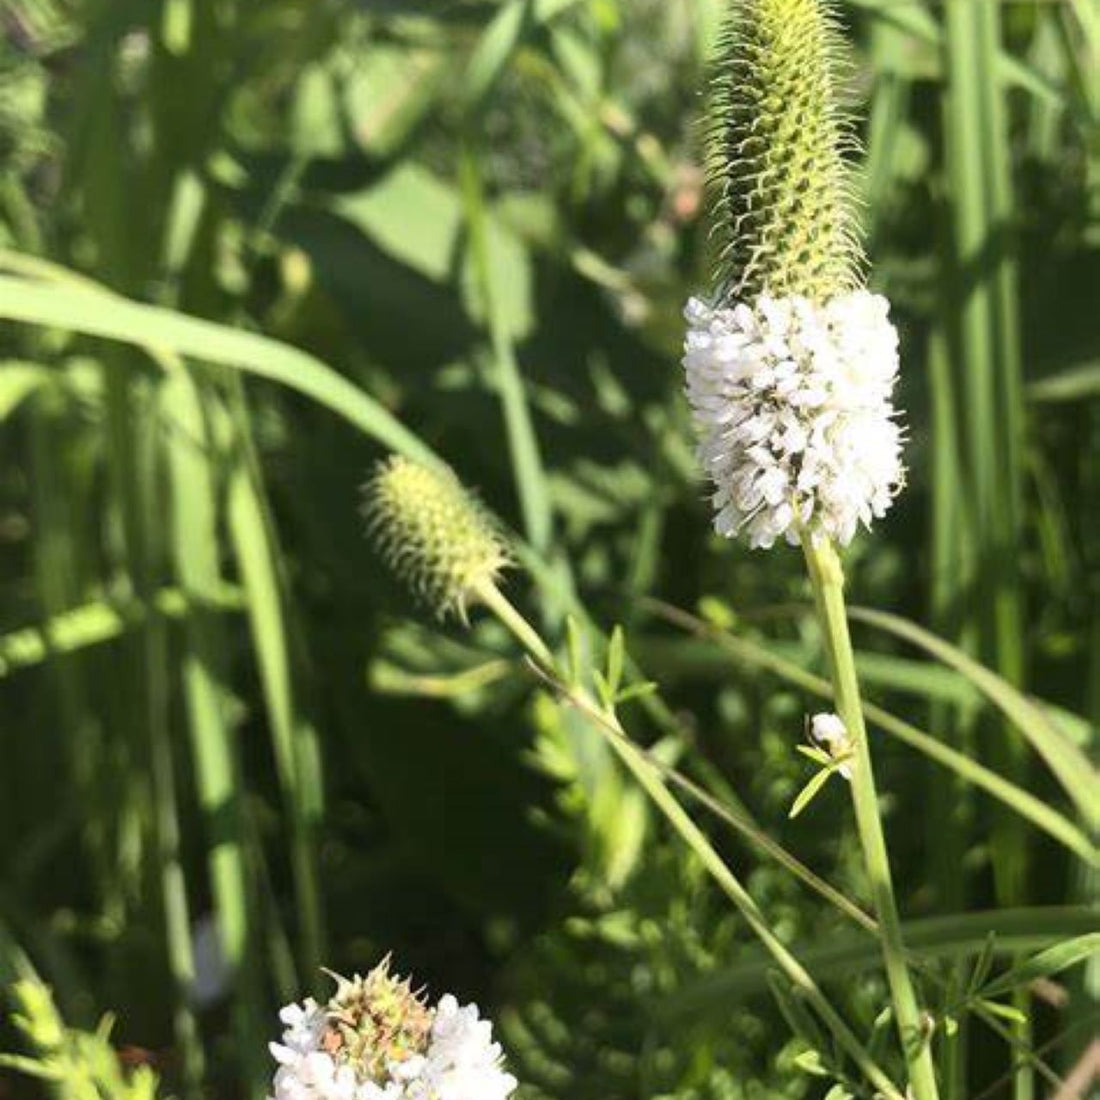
[810,712,853,780]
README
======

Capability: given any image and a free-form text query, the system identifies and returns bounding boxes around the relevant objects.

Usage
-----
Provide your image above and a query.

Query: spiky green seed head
[364,456,510,621]
[705,0,864,303]
[322,960,433,1081]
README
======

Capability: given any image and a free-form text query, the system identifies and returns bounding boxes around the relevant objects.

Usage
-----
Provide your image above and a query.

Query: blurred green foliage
[0,2,1096,1100]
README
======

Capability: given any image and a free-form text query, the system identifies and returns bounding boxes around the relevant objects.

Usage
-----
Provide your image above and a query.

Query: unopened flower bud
[364,457,510,621]
[810,711,853,779]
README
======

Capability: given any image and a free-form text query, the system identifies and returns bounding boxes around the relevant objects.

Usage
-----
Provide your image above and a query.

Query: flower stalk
[802,535,940,1100]
[482,580,905,1100]
[364,454,908,1095]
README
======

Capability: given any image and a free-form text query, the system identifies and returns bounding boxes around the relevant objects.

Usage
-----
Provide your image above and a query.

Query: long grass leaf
[643,602,1097,865]
[978,934,1100,1000]
[226,443,325,983]
[162,366,267,1096]
[0,589,242,677]
[665,907,1099,1013]
[847,606,1098,830]
[0,272,438,465]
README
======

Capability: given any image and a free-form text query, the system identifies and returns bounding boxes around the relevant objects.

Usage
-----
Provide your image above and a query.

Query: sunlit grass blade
[664,906,1099,1011]
[458,148,553,559]
[0,588,242,677]
[0,362,51,419]
[162,366,268,1098]
[0,271,438,466]
[642,601,1097,865]
[977,933,1100,1000]
[226,432,325,985]
[847,606,1098,830]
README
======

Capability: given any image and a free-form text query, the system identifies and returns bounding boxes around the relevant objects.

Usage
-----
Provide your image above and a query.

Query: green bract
[364,456,510,620]
[706,0,863,302]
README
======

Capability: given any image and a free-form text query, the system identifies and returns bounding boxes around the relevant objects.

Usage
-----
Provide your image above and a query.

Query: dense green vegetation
[0,2,1096,1100]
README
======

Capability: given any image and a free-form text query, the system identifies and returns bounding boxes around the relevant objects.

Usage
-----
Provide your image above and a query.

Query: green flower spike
[706,0,864,302]
[364,456,511,621]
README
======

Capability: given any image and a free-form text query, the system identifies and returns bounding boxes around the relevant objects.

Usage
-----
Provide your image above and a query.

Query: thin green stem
[481,582,905,1100]
[474,580,555,669]
[802,536,940,1100]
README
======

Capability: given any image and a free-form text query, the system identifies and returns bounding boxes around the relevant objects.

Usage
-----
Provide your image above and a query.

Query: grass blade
[162,366,267,1098]
[0,271,438,466]
[847,606,1098,830]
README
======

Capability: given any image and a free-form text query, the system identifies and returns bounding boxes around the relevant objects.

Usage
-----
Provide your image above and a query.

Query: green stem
[802,536,941,1100]
[474,580,555,669]
[481,582,905,1100]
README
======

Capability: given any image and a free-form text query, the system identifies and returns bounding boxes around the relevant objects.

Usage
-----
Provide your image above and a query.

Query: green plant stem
[475,579,556,668]
[481,581,906,1100]
[802,536,940,1100]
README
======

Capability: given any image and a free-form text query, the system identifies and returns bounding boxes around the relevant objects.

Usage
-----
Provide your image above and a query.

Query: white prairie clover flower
[686,0,905,548]
[269,962,517,1100]
[683,291,903,548]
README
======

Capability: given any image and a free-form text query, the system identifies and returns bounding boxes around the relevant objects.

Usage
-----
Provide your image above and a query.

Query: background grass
[0,2,1097,1099]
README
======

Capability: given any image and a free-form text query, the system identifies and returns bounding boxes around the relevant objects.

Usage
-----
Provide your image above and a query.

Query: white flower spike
[683,291,904,549]
[269,962,517,1100]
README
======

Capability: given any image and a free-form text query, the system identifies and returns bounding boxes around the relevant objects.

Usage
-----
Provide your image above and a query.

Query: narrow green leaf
[848,606,1098,829]
[796,744,834,766]
[0,588,241,678]
[979,934,1100,999]
[789,766,836,819]
[848,0,1068,107]
[606,624,625,698]
[615,681,658,704]
[966,933,999,997]
[591,669,613,708]
[766,972,827,1056]
[665,907,1098,1015]
[974,999,1028,1025]
[461,0,584,116]
[793,1049,830,1077]
[162,367,264,1081]
[1027,360,1100,403]
[644,602,1097,864]
[227,443,324,981]
[565,614,584,686]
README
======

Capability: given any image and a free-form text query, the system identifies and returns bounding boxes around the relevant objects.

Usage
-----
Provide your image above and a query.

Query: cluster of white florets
[682,291,904,548]
[269,975,516,1100]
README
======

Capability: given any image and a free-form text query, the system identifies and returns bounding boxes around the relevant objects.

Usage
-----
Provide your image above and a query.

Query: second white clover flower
[269,962,517,1100]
